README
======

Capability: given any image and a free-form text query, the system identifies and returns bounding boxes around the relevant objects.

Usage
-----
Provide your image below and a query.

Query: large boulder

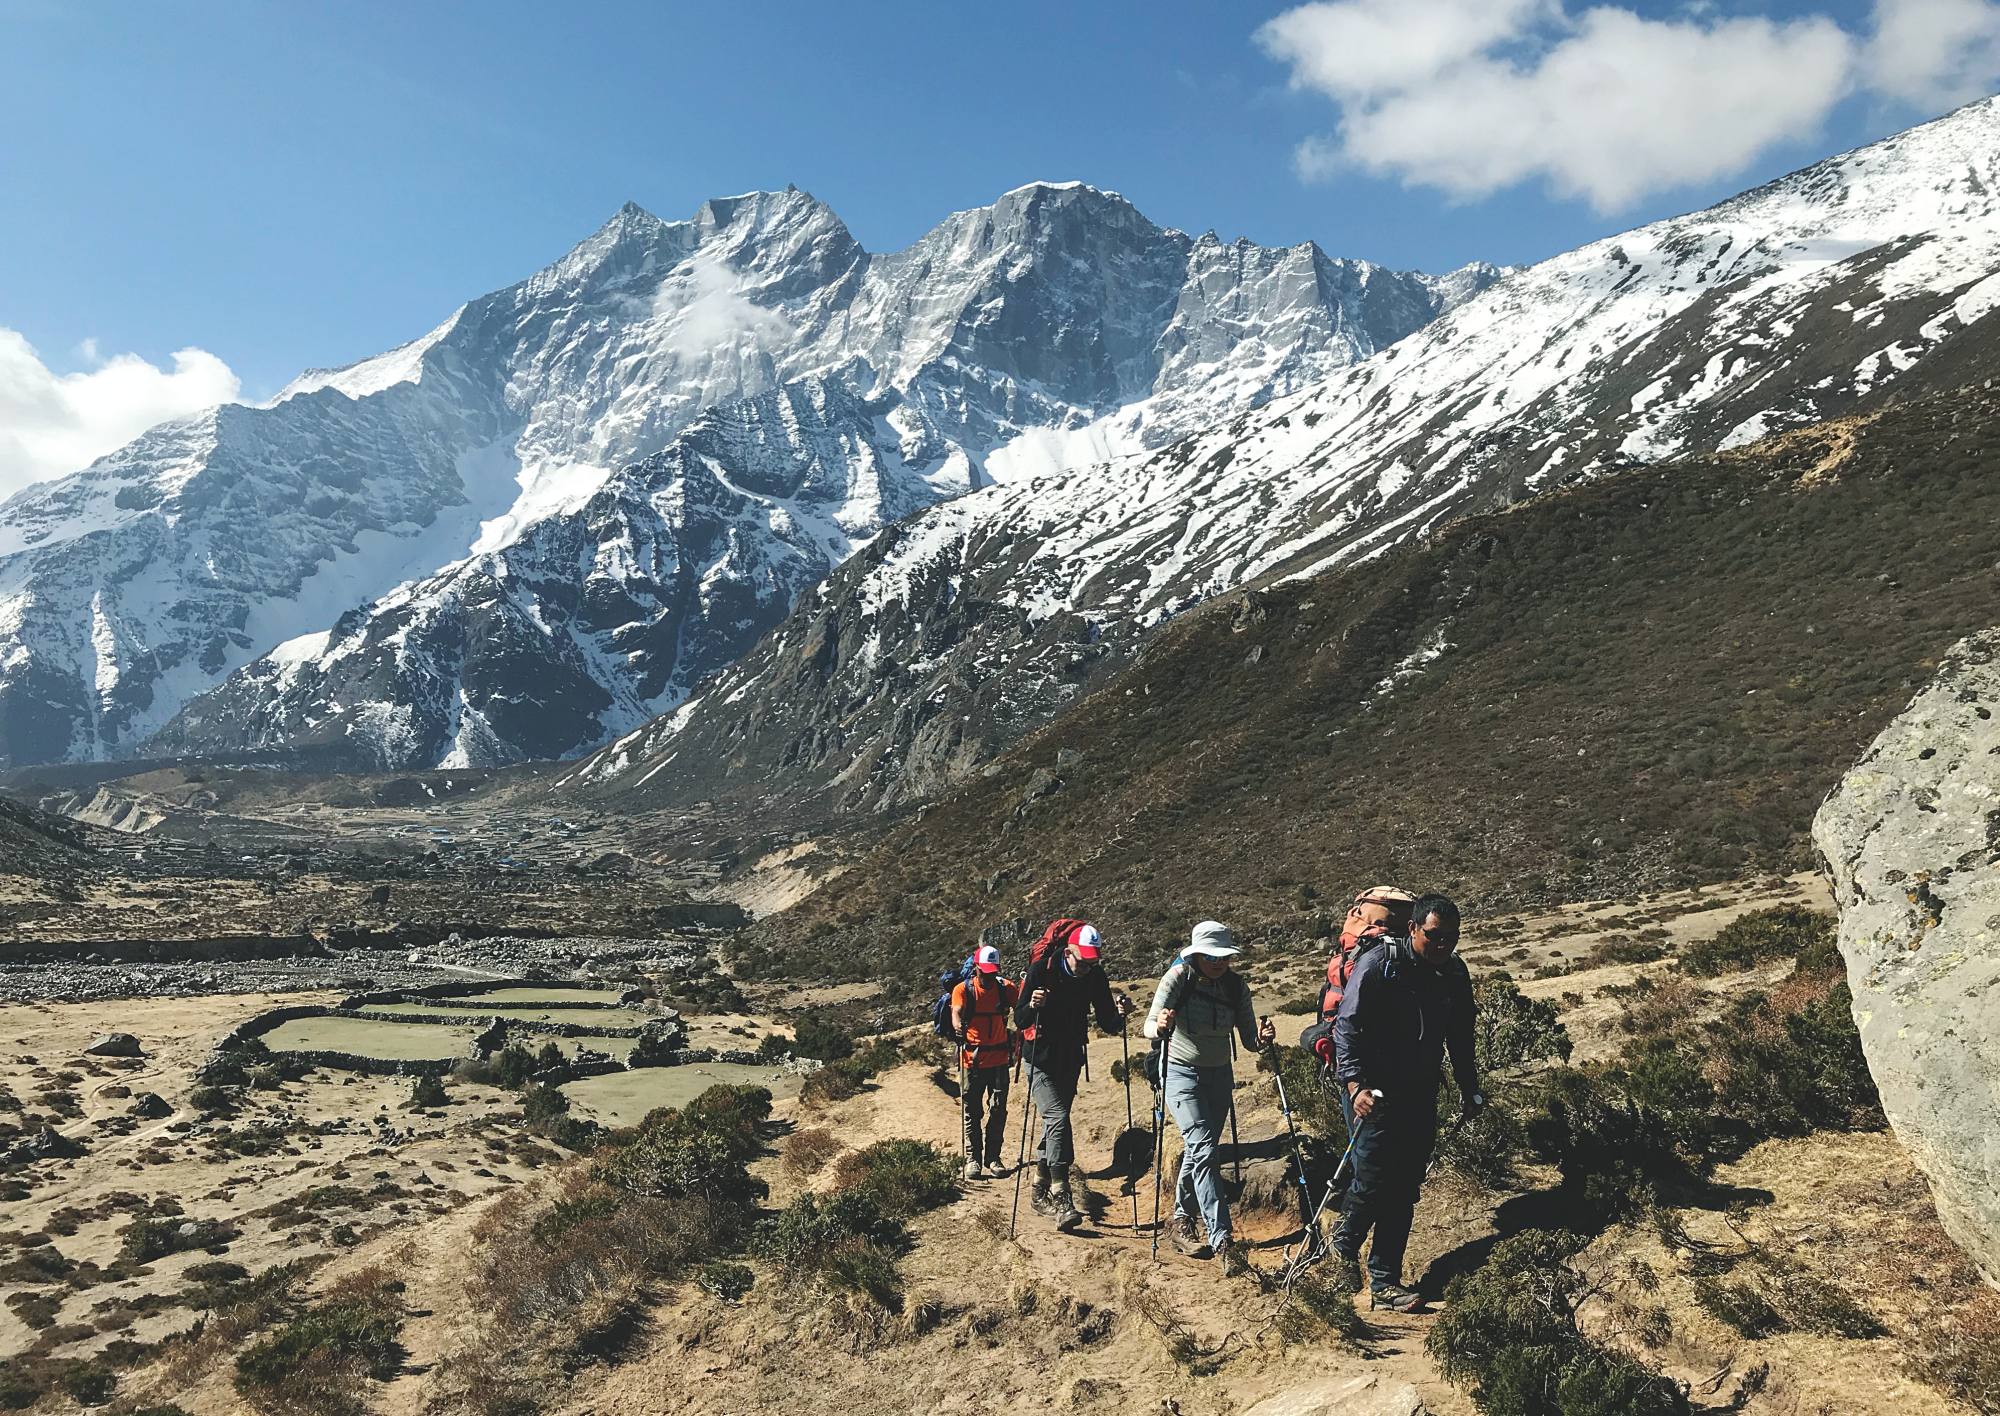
[1813,628,2000,1287]
[1241,1375,1429,1416]
[83,1032,143,1058]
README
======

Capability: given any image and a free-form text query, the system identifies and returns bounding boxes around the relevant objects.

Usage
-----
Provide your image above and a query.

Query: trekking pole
[1264,1042,1321,1246]
[1008,1005,1043,1239]
[958,1053,968,1172]
[1119,1023,1139,1227]
[1149,1070,1168,1257]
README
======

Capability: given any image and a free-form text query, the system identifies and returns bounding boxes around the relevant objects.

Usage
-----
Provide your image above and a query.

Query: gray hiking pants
[1166,1061,1234,1245]
[962,1064,1009,1166]
[1025,1060,1081,1168]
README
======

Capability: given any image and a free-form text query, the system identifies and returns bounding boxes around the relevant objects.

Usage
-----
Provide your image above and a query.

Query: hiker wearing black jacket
[1332,893,1483,1312]
[1015,923,1132,1231]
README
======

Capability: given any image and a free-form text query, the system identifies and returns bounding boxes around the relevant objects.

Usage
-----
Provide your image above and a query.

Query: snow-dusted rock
[1813,628,2000,1287]
[2,186,1478,769]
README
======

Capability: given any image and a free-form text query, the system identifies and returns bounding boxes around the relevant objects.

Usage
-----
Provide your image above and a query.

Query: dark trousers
[1024,1060,1082,1168]
[1334,1088,1438,1287]
[962,1063,1009,1165]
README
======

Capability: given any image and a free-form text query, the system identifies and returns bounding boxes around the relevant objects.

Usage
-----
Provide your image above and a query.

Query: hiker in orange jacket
[951,945,1020,1181]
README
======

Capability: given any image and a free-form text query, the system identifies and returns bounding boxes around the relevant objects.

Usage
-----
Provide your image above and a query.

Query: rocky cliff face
[1814,628,2000,1288]
[1,186,1481,771]
[569,98,2000,815]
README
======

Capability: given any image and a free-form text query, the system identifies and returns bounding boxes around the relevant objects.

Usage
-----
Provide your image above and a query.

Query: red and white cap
[1071,924,1102,959]
[975,944,1001,974]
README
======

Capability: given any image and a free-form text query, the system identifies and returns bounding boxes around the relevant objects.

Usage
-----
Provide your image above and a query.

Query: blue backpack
[930,954,981,1039]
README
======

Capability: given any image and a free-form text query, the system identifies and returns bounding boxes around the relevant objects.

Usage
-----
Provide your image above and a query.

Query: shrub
[1911,1293,2000,1415]
[790,1016,856,1061]
[1522,1070,1691,1222]
[1682,906,1835,977]
[534,1042,567,1077]
[187,1086,234,1115]
[118,1216,235,1264]
[1429,1230,1689,1416]
[520,1084,569,1131]
[595,1085,770,1209]
[234,1272,404,1416]
[1473,979,1573,1072]
[831,1139,957,1218]
[756,1189,906,1307]
[409,1074,448,1109]
[61,1363,115,1406]
[628,1027,683,1067]
[799,1038,900,1106]
[754,1033,792,1062]
[494,1044,537,1090]
[782,1127,841,1178]
[245,1065,282,1092]
[697,1261,754,1302]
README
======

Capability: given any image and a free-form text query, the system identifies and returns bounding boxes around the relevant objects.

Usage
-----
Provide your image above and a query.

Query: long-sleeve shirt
[1144,961,1258,1069]
[1332,945,1478,1105]
[1014,951,1123,1073]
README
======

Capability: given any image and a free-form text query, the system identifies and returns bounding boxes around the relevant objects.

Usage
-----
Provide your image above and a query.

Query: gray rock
[131,1093,172,1119]
[1813,628,2000,1287]
[83,1032,143,1058]
[1241,1375,1429,1416]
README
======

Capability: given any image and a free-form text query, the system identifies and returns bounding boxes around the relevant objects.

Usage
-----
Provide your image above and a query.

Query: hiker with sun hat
[1146,920,1275,1276]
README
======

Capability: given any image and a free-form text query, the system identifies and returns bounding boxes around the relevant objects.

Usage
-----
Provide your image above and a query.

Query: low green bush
[117,1216,235,1264]
[1682,906,1834,977]
[756,1189,907,1308]
[234,1281,403,1413]
[595,1084,770,1209]
[790,1016,856,1062]
[831,1139,957,1218]
[494,1043,537,1090]
[409,1074,448,1109]
[1429,1230,1689,1416]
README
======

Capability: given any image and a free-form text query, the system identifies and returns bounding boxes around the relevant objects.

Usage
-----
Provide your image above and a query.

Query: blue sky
[0,0,1991,486]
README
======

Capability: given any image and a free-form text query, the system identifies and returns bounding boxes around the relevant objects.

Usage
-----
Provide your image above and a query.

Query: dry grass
[783,1126,841,1178]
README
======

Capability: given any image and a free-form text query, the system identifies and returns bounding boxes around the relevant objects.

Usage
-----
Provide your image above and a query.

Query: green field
[262,1016,482,1061]
[563,1062,800,1126]
[367,1002,657,1029]
[427,986,628,1006]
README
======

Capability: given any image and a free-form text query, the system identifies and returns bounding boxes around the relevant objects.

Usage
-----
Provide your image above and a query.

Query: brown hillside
[734,381,2000,992]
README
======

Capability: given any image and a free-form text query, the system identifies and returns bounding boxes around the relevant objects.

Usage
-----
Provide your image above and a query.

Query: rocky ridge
[567,97,2000,815]
[1,186,1489,770]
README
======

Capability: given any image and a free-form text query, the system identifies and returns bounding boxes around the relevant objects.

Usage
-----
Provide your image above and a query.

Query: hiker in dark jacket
[1145,920,1276,1275]
[1332,893,1482,1311]
[1016,923,1132,1231]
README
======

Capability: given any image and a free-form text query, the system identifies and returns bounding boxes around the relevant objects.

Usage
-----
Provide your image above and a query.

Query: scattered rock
[83,1033,143,1058]
[1814,627,2000,1287]
[130,1093,172,1120]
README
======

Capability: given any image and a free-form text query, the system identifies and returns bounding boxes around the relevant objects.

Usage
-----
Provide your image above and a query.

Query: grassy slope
[736,382,2000,992]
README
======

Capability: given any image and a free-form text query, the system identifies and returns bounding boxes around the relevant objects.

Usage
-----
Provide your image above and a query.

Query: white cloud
[1257,0,2000,212]
[654,252,792,360]
[1867,0,2000,105]
[0,330,240,501]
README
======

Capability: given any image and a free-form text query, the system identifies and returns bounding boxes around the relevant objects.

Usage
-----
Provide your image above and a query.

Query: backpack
[1143,959,1242,1090]
[930,953,980,1039]
[1028,917,1091,969]
[1317,927,1397,1022]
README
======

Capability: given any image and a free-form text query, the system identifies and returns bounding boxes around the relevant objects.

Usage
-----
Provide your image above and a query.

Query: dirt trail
[571,1007,1482,1416]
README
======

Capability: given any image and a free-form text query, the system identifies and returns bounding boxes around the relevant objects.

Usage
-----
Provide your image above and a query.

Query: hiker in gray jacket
[1145,920,1276,1275]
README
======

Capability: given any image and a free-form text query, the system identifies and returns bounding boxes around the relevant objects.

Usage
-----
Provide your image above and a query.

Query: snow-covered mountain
[565,97,2000,814]
[0,184,1490,769]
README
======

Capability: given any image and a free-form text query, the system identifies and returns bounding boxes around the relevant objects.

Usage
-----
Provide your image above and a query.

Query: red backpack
[1028,917,1091,969]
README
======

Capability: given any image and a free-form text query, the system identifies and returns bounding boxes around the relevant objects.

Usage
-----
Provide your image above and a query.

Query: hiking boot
[1216,1239,1250,1278]
[1064,1167,1093,1222]
[1030,1163,1058,1215]
[964,1159,986,1181]
[1168,1212,1208,1258]
[1055,1168,1086,1232]
[1369,1281,1425,1313]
